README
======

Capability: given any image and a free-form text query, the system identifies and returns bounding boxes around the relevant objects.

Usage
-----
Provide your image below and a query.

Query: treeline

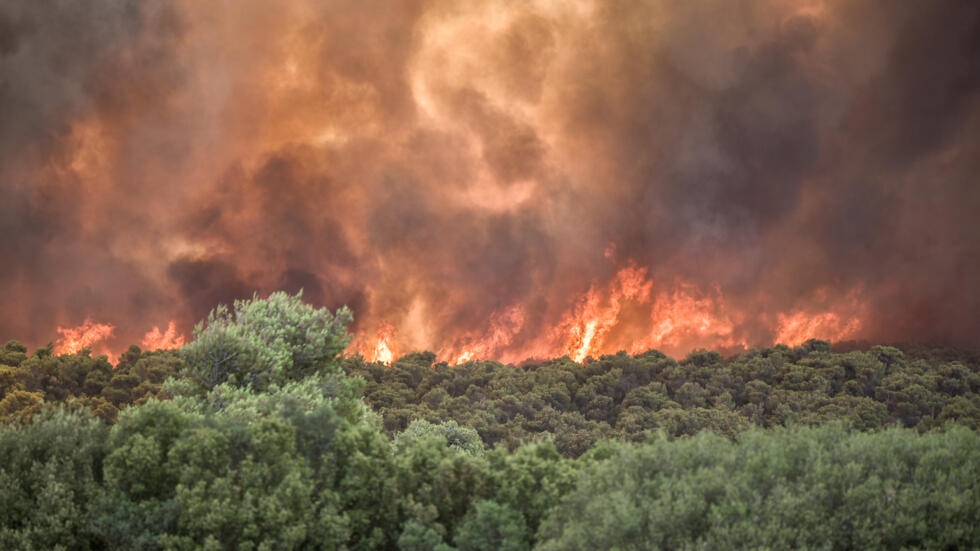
[1,292,980,549]
[346,342,980,456]
[5,338,979,452]
[0,341,182,423]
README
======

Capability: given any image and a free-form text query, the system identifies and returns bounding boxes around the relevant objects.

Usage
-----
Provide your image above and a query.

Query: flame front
[774,290,867,347]
[354,258,869,364]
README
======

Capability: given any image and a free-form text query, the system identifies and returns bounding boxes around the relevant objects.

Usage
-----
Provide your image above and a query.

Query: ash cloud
[2,0,979,356]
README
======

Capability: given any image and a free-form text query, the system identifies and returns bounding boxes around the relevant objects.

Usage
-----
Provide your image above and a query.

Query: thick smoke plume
[2,0,978,361]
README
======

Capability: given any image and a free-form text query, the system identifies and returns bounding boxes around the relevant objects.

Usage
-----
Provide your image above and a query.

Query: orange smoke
[8,0,974,364]
[141,321,186,351]
[55,319,116,356]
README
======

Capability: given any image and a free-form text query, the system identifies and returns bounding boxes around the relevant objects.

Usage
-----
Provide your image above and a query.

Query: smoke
[1,0,978,358]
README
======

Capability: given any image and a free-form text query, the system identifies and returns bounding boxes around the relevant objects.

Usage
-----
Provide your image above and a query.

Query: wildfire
[443,305,527,365]
[351,257,871,365]
[372,322,395,365]
[141,321,186,351]
[4,0,973,381]
[557,263,653,362]
[55,318,116,356]
[770,286,867,346]
[641,283,744,354]
[54,318,186,361]
[774,310,863,346]
[53,267,867,368]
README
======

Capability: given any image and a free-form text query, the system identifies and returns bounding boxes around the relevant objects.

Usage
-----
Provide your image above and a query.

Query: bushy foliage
[0,408,107,550]
[181,290,353,391]
[3,401,977,550]
[0,342,183,424]
[395,419,485,456]
[454,500,530,551]
[347,342,980,455]
[536,425,980,550]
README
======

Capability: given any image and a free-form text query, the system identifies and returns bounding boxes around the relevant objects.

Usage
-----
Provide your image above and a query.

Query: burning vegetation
[3,4,980,548]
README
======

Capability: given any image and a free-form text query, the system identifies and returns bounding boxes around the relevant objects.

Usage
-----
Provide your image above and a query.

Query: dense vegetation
[1,292,979,549]
[347,343,980,456]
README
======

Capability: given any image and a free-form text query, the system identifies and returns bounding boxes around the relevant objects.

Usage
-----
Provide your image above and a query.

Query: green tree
[453,500,529,551]
[486,440,577,543]
[0,340,28,368]
[0,408,107,550]
[393,425,493,547]
[395,420,484,456]
[181,291,353,390]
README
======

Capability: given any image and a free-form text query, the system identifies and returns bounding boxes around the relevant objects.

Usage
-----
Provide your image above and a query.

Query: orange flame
[140,320,186,351]
[372,322,395,364]
[557,263,653,361]
[55,318,116,355]
[773,295,865,346]
[443,304,526,364]
[641,283,744,354]
[774,311,862,346]
[772,287,866,346]
[351,256,870,364]
[552,265,750,361]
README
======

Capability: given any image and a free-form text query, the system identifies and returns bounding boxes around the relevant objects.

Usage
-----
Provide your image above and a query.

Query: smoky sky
[1,0,979,358]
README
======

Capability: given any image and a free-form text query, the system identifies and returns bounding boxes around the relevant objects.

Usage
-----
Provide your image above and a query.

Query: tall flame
[372,322,395,365]
[642,283,744,354]
[557,263,652,362]
[774,289,867,347]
